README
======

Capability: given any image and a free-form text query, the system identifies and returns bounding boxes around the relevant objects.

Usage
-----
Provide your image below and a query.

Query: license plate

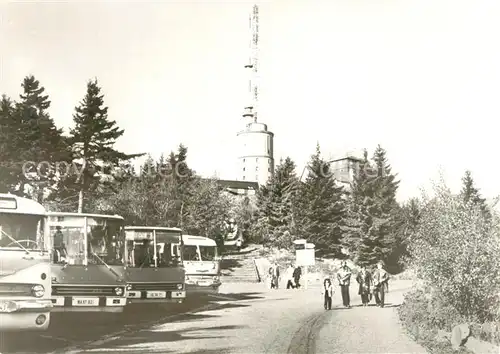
[171,291,185,298]
[197,281,212,286]
[146,291,166,298]
[72,297,99,306]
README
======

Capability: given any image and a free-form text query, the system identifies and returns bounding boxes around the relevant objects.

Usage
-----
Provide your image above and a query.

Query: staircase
[220,245,263,283]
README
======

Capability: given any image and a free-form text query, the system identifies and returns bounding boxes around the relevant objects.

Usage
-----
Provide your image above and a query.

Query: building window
[243,167,245,171]
[256,167,258,171]
[243,158,245,162]
[256,158,258,162]
[255,175,258,180]
[243,176,245,180]
[268,167,271,172]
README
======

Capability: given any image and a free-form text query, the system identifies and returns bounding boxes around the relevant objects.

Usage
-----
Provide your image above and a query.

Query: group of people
[322,260,389,310]
[267,262,302,290]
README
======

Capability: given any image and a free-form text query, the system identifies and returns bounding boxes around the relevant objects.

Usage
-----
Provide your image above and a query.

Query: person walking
[286,263,296,289]
[322,278,334,310]
[356,265,372,306]
[337,261,352,308]
[269,262,280,289]
[293,265,302,289]
[372,260,389,307]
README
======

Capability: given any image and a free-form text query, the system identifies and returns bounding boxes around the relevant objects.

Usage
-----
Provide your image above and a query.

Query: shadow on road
[220,258,243,274]
[0,291,265,354]
[84,324,242,351]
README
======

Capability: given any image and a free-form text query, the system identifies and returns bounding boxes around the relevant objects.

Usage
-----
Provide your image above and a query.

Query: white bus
[179,235,221,295]
[0,194,52,331]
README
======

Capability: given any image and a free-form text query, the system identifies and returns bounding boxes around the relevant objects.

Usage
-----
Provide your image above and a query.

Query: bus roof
[46,212,124,220]
[0,193,45,216]
[124,226,182,232]
[182,235,216,246]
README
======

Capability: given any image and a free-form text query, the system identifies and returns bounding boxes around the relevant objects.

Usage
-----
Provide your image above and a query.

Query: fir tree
[298,144,346,257]
[0,95,18,193]
[54,79,142,212]
[344,145,401,267]
[460,170,490,219]
[13,76,67,201]
[253,157,300,248]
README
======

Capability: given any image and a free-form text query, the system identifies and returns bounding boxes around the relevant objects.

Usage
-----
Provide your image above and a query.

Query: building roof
[214,179,259,190]
[328,155,364,163]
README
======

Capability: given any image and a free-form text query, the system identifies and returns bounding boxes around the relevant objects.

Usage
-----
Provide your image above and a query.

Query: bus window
[199,245,217,261]
[49,226,85,265]
[88,221,124,265]
[183,245,200,261]
[0,214,43,250]
[124,229,182,268]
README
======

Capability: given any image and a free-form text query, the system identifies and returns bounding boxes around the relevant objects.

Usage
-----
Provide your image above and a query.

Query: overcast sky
[1,0,499,202]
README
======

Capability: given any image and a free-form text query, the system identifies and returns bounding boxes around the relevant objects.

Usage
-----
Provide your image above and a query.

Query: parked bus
[180,235,221,295]
[46,212,127,312]
[0,194,52,331]
[117,226,185,304]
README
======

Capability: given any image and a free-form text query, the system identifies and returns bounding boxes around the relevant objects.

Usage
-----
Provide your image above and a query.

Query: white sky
[1,0,499,202]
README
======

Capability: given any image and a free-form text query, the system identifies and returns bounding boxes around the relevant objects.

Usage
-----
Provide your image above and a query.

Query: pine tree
[13,76,67,201]
[344,145,401,267]
[298,144,346,257]
[0,95,19,193]
[162,144,196,228]
[342,149,372,257]
[253,157,300,248]
[460,170,490,219]
[54,79,142,212]
[183,177,231,238]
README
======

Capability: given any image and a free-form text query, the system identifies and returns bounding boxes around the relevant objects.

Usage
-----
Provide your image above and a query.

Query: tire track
[286,309,332,354]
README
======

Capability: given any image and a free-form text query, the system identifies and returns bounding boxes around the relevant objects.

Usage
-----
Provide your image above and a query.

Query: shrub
[399,288,474,353]
[407,181,500,323]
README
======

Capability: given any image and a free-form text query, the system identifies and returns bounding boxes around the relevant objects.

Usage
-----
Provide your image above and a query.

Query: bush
[399,288,474,353]
[408,181,500,323]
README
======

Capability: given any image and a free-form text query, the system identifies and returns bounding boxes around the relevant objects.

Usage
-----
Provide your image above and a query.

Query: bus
[0,194,52,331]
[180,235,221,295]
[117,226,185,304]
[46,212,127,312]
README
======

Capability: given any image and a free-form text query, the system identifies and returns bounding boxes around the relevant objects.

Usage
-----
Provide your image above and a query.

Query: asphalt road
[0,280,427,354]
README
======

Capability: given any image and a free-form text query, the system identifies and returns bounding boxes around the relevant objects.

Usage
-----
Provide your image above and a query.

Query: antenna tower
[243,4,259,125]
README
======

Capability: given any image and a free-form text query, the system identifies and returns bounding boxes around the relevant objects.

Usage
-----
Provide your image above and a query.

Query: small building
[327,155,364,190]
[215,179,259,196]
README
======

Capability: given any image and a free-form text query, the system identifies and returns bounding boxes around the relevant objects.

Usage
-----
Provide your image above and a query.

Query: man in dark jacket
[293,266,302,289]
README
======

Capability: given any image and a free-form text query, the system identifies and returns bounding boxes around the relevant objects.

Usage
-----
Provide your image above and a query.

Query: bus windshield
[199,245,217,261]
[0,214,45,251]
[49,218,124,266]
[125,229,182,268]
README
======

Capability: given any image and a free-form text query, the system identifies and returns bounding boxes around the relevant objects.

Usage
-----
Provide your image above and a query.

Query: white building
[236,5,274,187]
[237,111,274,186]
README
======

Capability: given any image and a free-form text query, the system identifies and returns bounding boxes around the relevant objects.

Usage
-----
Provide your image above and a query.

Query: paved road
[0,280,427,354]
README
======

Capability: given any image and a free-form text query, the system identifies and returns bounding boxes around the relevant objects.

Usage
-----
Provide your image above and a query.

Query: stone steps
[219,245,262,283]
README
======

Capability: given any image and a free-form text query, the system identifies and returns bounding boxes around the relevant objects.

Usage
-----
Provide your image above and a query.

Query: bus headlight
[32,285,45,298]
[177,284,183,290]
[213,276,220,282]
[126,284,132,291]
[114,287,124,296]
[0,301,19,313]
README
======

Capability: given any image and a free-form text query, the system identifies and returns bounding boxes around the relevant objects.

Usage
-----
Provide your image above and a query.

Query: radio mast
[243,4,259,127]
